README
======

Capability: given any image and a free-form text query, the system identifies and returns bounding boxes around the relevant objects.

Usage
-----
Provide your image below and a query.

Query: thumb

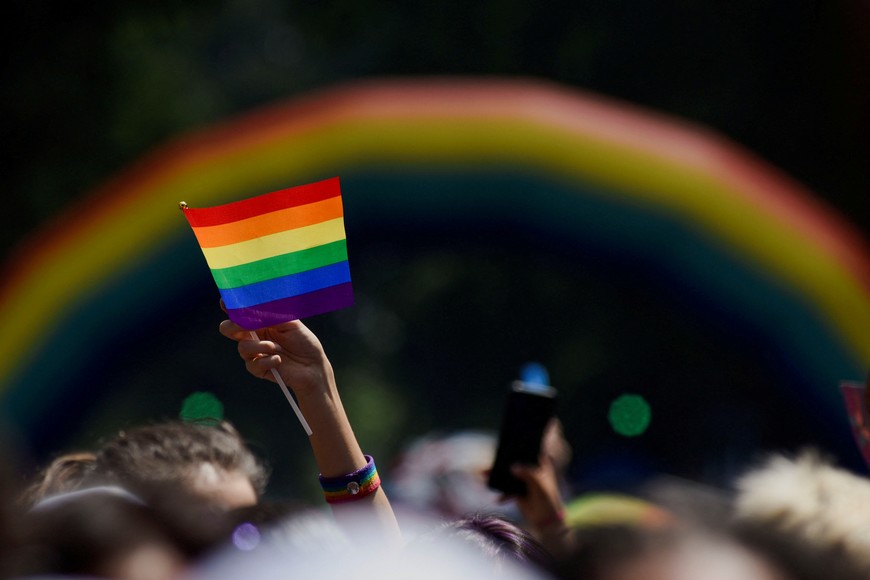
[219,319,251,341]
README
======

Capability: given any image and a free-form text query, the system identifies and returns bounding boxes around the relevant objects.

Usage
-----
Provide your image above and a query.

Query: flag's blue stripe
[219,261,351,309]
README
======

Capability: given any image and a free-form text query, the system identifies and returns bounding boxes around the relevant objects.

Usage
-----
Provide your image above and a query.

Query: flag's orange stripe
[190,195,344,248]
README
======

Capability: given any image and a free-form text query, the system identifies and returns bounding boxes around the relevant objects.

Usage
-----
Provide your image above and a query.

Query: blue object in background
[520,362,551,392]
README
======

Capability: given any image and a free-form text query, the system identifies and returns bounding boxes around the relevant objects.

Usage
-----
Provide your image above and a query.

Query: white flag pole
[250,330,313,436]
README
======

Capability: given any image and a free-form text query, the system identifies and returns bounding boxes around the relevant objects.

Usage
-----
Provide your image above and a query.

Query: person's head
[221,502,350,557]
[90,420,267,509]
[732,450,870,580]
[10,487,218,579]
[564,493,674,530]
[435,513,555,574]
[198,512,544,580]
[19,451,97,506]
[558,524,788,580]
[389,431,508,518]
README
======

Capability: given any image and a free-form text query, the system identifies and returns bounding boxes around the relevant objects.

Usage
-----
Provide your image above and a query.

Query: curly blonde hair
[734,450,870,578]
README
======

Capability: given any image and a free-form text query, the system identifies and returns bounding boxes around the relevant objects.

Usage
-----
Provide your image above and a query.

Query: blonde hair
[734,451,870,575]
[20,452,97,506]
[93,420,268,497]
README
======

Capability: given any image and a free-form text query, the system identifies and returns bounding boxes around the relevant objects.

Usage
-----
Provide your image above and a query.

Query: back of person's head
[565,492,674,531]
[733,450,870,580]
[194,511,546,580]
[90,420,267,508]
[220,502,353,559]
[9,486,226,579]
[389,431,508,519]
[435,513,555,575]
[558,523,788,580]
[227,499,306,530]
[558,524,679,580]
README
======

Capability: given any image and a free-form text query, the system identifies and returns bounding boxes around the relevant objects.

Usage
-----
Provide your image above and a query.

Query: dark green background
[3,0,869,501]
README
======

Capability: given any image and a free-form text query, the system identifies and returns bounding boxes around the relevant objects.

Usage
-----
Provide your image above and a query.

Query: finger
[237,340,280,361]
[219,298,228,314]
[219,319,250,341]
[246,355,281,381]
[543,418,572,467]
[259,319,305,338]
[278,319,307,332]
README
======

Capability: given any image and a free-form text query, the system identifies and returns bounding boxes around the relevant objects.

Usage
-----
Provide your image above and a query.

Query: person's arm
[219,319,401,542]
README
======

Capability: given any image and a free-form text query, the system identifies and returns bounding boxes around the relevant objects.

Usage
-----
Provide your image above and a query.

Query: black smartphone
[487,379,557,496]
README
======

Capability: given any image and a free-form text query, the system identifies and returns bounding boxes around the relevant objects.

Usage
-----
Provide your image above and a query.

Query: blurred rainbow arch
[2,78,870,447]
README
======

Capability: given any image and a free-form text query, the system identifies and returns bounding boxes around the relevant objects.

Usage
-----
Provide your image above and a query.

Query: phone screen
[487,381,557,496]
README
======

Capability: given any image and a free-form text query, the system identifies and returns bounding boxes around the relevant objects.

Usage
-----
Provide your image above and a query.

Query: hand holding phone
[487,364,558,496]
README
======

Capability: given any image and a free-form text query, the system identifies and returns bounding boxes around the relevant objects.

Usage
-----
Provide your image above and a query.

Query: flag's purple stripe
[226,282,355,329]
[218,261,350,310]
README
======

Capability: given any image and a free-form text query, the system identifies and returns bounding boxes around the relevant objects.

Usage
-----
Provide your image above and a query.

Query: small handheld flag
[180,176,353,329]
[181,177,354,436]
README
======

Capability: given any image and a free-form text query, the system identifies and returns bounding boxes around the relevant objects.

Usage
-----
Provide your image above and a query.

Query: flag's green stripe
[211,240,348,289]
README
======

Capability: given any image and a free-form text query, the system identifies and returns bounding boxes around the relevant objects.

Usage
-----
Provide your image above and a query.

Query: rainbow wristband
[319,455,381,504]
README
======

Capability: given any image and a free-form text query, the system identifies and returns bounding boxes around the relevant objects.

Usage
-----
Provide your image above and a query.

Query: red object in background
[840,376,870,469]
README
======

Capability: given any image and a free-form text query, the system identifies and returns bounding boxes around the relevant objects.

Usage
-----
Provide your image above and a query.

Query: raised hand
[219,319,333,398]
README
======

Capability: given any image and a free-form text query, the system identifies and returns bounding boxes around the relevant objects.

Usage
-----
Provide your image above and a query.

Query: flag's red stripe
[184,177,341,228]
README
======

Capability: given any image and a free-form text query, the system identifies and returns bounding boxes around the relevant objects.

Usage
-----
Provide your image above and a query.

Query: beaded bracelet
[318,455,381,504]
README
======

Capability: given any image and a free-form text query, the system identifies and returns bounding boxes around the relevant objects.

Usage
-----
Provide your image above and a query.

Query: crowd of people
[2,313,870,579]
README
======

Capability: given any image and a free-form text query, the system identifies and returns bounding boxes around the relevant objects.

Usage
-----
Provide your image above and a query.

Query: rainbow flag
[181,177,353,329]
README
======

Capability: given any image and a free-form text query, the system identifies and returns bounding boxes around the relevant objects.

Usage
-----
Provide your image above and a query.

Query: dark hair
[734,519,870,580]
[90,420,268,499]
[9,489,227,578]
[556,524,680,580]
[439,513,556,574]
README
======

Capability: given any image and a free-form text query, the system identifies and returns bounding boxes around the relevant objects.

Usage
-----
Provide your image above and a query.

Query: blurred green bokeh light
[608,394,651,437]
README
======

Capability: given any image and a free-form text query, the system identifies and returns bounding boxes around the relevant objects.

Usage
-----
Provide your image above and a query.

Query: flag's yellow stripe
[199,217,347,270]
